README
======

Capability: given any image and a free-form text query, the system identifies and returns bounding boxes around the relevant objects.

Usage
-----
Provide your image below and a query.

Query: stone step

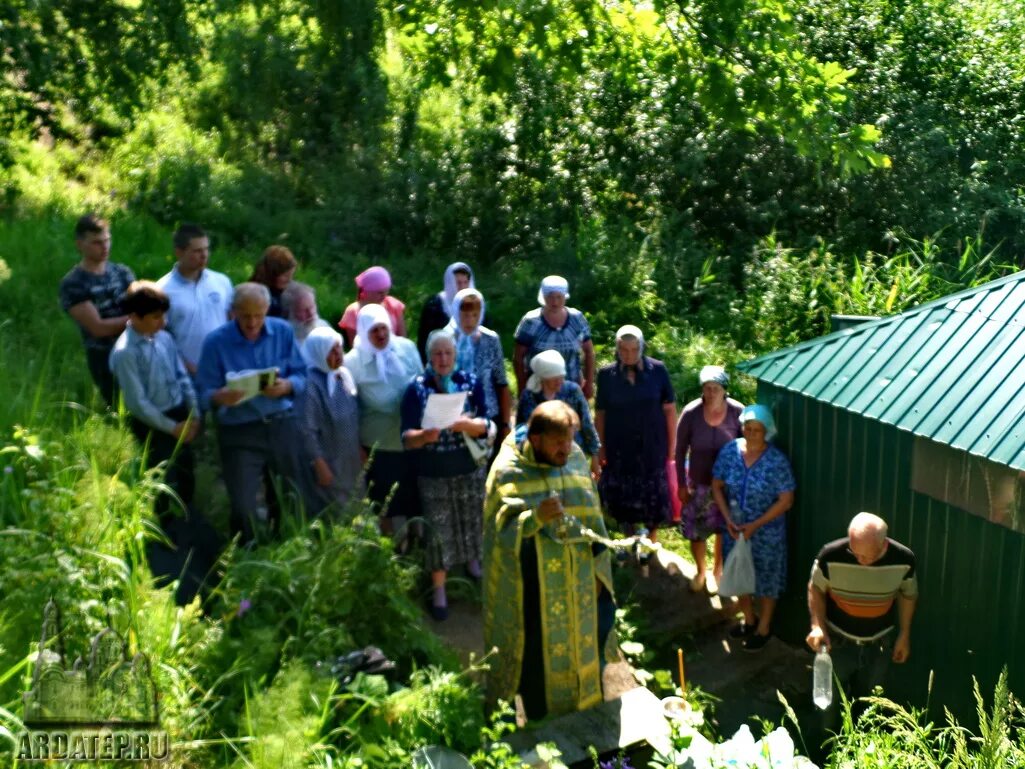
[625,548,818,740]
[507,686,669,768]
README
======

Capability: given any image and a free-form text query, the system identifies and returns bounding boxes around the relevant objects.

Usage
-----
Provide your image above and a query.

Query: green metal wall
[759,382,1025,720]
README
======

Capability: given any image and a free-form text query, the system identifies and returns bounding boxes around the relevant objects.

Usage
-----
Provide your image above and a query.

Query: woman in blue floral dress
[712,404,795,651]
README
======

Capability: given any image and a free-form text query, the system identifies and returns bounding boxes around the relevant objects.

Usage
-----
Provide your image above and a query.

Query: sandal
[689,573,707,593]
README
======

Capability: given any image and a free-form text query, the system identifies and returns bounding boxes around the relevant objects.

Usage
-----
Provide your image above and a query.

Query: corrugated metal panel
[758,383,1025,721]
[740,271,1025,470]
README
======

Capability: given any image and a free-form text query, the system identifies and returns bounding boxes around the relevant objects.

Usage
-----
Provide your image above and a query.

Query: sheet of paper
[422,392,468,430]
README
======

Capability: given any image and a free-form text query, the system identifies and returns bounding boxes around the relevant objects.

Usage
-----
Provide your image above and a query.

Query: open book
[225,367,278,403]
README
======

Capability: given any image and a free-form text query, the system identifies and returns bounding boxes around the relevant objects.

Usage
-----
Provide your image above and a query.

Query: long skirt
[365,448,421,519]
[418,469,486,572]
[680,484,725,541]
[599,462,672,528]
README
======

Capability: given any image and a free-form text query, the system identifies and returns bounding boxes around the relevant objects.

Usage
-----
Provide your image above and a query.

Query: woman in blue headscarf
[711,404,796,652]
[401,329,492,621]
[446,288,511,446]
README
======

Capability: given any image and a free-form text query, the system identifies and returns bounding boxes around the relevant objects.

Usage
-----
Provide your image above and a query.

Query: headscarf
[355,303,404,382]
[303,327,357,397]
[441,262,475,318]
[537,275,570,306]
[740,404,777,441]
[615,325,646,369]
[699,365,730,388]
[355,266,392,293]
[425,328,459,393]
[446,288,486,373]
[527,349,567,393]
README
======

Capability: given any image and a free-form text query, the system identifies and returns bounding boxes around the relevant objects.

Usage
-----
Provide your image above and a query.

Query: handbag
[717,533,756,597]
[463,419,497,467]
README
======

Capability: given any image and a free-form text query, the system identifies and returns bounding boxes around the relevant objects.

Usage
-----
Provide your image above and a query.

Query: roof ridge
[738,269,1025,372]
[736,269,1025,471]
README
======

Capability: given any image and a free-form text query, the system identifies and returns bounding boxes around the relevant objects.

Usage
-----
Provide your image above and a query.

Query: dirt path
[425,547,821,757]
[424,593,638,701]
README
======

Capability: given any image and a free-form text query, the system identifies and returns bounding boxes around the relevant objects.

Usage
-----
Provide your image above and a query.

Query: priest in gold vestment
[483,400,616,720]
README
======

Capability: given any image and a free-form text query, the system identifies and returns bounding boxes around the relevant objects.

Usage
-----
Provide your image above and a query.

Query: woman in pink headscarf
[338,266,408,347]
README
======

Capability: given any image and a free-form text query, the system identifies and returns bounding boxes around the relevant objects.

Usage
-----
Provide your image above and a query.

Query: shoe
[689,573,706,593]
[429,604,449,622]
[728,622,756,639]
[744,632,771,652]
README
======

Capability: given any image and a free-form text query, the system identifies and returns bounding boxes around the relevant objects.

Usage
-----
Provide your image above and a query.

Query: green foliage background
[3,0,1023,358]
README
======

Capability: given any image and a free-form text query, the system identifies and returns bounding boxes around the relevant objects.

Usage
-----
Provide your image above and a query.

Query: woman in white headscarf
[417,262,475,363]
[445,287,511,445]
[515,349,601,477]
[513,275,596,399]
[301,327,362,510]
[344,303,424,535]
[595,325,677,546]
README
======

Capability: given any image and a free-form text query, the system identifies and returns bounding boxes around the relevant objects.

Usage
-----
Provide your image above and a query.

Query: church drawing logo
[17,600,169,762]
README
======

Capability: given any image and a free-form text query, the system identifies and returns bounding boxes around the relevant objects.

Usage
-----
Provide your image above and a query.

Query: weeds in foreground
[823,669,1025,769]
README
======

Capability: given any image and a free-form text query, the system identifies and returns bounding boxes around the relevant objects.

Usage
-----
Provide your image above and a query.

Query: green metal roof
[738,270,1025,471]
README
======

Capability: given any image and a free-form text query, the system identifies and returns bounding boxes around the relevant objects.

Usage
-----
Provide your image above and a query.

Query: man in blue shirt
[110,281,199,515]
[196,282,316,542]
[110,281,220,604]
[158,223,234,374]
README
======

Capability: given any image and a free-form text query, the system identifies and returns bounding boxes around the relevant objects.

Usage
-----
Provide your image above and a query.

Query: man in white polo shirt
[158,223,234,374]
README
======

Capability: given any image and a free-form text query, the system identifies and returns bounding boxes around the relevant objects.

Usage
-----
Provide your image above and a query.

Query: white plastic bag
[718,533,755,596]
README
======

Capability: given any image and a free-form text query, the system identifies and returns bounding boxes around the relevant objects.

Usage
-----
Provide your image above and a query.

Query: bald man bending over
[807,513,917,709]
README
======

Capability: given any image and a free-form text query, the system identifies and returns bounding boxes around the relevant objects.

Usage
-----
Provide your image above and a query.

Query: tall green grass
[0,208,491,767]
[823,670,1025,768]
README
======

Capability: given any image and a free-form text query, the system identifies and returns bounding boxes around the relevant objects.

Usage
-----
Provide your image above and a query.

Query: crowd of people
[60,213,916,723]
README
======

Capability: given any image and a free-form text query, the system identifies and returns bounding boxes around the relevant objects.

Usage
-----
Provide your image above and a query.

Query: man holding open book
[196,282,317,543]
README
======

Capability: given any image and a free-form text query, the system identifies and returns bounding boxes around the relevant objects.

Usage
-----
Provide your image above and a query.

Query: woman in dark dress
[300,327,362,512]
[595,325,676,543]
[417,262,474,363]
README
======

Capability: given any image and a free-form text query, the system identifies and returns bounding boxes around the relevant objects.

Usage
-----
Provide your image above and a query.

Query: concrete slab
[621,551,819,746]
[508,686,669,767]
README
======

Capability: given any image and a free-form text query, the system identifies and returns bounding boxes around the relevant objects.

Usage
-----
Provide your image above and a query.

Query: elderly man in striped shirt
[807,512,918,713]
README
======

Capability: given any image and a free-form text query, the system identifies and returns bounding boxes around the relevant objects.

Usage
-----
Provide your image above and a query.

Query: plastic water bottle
[729,499,742,525]
[813,648,833,710]
[550,491,569,541]
[634,526,649,558]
